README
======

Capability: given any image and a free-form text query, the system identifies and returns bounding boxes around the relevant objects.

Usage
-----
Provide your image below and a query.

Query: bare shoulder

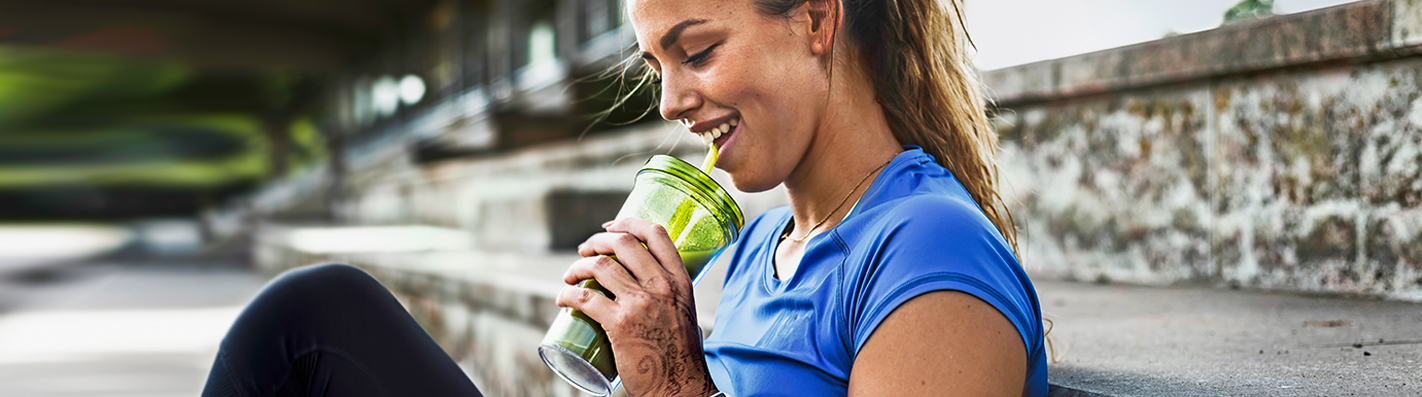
[848,290,1027,397]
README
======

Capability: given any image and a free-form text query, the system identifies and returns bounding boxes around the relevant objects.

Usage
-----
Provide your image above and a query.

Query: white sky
[966,0,1362,70]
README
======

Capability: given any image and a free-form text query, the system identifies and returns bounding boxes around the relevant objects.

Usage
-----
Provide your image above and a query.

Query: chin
[725,171,781,193]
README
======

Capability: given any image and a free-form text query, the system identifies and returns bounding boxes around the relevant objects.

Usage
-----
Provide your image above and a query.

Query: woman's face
[630,0,830,192]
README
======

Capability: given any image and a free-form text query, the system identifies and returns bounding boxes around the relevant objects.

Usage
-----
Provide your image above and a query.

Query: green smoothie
[538,152,741,396]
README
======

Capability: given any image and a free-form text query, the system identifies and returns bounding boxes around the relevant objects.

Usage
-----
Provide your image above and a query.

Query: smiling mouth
[696,117,738,146]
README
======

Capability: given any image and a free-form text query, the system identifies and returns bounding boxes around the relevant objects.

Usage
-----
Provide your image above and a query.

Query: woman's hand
[556,218,719,397]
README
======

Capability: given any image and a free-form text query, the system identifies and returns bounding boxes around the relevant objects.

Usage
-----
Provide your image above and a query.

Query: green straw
[700,143,719,174]
[666,144,719,242]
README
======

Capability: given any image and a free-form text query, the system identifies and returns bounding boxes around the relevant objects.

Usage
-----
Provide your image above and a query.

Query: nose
[657,70,702,122]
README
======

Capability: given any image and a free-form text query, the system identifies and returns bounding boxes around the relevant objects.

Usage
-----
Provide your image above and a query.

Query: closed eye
[682,43,721,66]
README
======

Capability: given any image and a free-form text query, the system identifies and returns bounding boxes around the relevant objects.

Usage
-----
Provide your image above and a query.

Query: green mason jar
[538,155,744,396]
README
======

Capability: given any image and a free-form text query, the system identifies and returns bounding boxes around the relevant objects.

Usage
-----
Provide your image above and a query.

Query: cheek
[710,41,825,191]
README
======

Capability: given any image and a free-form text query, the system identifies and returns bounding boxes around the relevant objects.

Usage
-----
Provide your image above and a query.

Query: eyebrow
[659,19,708,51]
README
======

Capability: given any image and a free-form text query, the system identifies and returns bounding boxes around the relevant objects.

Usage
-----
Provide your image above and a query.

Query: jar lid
[639,155,745,233]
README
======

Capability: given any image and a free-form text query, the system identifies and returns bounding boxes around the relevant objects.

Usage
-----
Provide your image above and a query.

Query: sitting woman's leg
[202,263,483,397]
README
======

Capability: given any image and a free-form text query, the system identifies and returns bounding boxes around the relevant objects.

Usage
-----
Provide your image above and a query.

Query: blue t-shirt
[702,148,1047,396]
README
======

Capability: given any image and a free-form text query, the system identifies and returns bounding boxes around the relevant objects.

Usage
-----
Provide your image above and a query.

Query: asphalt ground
[0,260,263,397]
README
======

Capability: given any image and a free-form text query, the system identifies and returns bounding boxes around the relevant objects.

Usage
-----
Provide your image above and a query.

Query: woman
[202,0,1046,395]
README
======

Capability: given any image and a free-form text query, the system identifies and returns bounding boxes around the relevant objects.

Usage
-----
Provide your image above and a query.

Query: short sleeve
[843,195,1041,359]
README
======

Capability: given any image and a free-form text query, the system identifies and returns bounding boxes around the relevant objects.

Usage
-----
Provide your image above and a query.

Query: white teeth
[694,119,738,146]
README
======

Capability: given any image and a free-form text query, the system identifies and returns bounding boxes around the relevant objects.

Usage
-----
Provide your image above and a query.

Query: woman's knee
[257,263,386,306]
[276,262,373,287]
[215,264,394,381]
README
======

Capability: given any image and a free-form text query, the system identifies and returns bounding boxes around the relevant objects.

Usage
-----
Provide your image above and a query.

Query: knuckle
[594,255,618,270]
[648,224,668,237]
[645,276,674,295]
[576,288,599,303]
[613,233,638,245]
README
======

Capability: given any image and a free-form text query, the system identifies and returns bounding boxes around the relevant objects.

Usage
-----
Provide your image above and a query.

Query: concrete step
[253,224,727,332]
[255,224,1422,396]
[321,122,792,254]
[254,223,730,397]
[1037,281,1422,396]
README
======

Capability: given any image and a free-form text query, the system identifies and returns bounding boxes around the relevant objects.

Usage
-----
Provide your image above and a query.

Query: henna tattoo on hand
[613,291,717,397]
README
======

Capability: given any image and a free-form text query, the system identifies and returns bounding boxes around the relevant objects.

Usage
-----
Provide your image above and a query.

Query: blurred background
[1,0,1419,396]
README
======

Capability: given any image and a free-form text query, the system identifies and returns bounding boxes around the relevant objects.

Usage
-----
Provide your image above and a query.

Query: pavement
[1036,280,1422,396]
[2,247,1419,396]
[0,260,264,397]
[319,238,1422,396]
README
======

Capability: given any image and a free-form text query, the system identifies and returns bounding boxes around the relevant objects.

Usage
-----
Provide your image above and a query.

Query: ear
[804,0,841,56]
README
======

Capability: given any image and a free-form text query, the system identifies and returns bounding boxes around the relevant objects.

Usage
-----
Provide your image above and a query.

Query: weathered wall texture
[992,0,1422,300]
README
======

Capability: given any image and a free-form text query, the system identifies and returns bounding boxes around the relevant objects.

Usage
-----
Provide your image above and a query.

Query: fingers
[563,255,639,296]
[578,218,626,257]
[579,230,663,281]
[604,218,683,275]
[556,285,619,323]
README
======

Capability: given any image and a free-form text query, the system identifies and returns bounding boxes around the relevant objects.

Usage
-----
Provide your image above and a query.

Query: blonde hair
[611,0,1017,256]
[756,0,1018,255]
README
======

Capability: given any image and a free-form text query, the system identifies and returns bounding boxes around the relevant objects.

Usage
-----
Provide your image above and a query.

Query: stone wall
[989,0,1422,300]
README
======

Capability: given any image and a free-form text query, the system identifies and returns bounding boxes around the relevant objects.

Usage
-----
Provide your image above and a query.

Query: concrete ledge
[332,121,792,253]
[253,224,732,396]
[254,224,725,330]
[254,224,1422,396]
[1037,280,1422,396]
[254,225,1114,396]
[983,0,1422,106]
[1048,386,1113,397]
[256,231,581,395]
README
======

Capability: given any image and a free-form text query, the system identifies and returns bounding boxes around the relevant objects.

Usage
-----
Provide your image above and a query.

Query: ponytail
[759,0,1019,256]
[614,0,1019,257]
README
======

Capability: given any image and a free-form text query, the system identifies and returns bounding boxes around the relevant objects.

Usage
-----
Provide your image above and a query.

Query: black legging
[202,263,484,397]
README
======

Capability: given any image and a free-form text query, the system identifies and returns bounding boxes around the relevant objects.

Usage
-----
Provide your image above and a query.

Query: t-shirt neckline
[764,148,926,289]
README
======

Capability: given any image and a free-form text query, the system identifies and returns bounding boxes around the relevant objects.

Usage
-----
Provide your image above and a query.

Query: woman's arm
[848,291,1027,397]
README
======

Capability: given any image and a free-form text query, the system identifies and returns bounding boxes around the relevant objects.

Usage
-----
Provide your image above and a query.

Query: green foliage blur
[1223,0,1275,23]
[0,46,325,191]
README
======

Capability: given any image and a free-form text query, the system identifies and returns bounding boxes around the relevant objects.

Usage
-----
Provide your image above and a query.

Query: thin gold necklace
[782,157,894,243]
